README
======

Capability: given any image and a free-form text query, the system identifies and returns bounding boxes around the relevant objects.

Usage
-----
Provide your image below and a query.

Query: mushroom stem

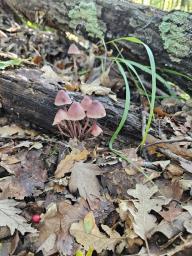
[84,120,96,137]
[68,120,76,138]
[73,56,78,82]
[57,124,70,138]
[73,121,78,138]
[62,121,74,138]
[77,121,82,139]
[82,117,90,134]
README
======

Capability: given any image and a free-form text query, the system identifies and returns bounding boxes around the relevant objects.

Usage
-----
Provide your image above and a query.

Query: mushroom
[90,123,103,137]
[67,43,81,81]
[83,100,106,137]
[67,102,86,138]
[52,109,71,137]
[54,90,72,106]
[52,109,68,125]
[67,102,86,121]
[86,100,106,119]
[80,96,93,111]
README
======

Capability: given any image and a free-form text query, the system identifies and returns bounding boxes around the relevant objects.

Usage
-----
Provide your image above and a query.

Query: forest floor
[0,7,192,256]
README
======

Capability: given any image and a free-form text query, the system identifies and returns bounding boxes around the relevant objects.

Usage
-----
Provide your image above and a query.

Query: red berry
[32,214,41,224]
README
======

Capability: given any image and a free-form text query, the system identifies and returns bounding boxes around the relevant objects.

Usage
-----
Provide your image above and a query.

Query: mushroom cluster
[53,90,106,140]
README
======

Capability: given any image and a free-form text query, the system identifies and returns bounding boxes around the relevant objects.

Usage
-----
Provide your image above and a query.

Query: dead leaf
[0,125,38,138]
[127,184,169,240]
[55,148,89,178]
[70,211,121,253]
[146,134,192,160]
[151,212,190,239]
[41,65,62,83]
[80,78,112,96]
[167,163,183,177]
[160,203,182,222]
[0,150,47,199]
[100,67,112,88]
[69,162,102,201]
[0,199,36,235]
[38,199,88,256]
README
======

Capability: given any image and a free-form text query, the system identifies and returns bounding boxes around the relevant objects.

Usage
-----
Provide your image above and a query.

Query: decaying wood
[0,68,142,137]
[3,0,192,95]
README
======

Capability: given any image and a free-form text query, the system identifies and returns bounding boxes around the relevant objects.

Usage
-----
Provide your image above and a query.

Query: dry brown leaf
[160,203,182,222]
[41,65,62,83]
[0,199,36,235]
[55,148,89,178]
[70,211,121,253]
[69,162,102,201]
[38,199,88,256]
[127,184,169,240]
[151,212,190,239]
[0,150,47,199]
[146,134,192,160]
[80,78,112,96]
[100,67,112,88]
[0,124,38,138]
[167,163,184,177]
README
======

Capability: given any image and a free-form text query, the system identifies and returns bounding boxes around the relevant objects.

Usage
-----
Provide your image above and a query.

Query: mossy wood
[0,68,141,137]
[3,0,192,95]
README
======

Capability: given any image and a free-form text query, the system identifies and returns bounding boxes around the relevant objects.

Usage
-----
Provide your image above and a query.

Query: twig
[144,137,192,148]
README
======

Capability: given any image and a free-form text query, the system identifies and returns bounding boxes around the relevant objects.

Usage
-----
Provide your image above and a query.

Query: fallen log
[0,68,142,138]
[3,0,192,95]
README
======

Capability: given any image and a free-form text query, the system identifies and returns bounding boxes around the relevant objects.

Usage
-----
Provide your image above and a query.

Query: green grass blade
[109,61,130,152]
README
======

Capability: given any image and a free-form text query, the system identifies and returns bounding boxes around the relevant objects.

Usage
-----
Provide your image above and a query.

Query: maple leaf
[37,199,88,256]
[69,162,102,201]
[0,199,36,235]
[55,148,89,178]
[127,184,168,240]
[70,211,121,253]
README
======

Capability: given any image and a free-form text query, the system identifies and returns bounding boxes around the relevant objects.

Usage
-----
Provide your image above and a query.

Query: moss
[159,11,192,62]
[68,1,106,38]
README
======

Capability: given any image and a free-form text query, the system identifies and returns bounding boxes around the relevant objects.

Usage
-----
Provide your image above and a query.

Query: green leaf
[0,58,23,70]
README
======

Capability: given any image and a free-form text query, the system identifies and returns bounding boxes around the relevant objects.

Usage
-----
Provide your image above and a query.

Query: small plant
[53,90,106,140]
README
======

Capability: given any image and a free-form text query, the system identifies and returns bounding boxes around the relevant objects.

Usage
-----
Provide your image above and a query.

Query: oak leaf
[69,162,102,201]
[70,211,121,253]
[127,184,168,240]
[0,199,36,235]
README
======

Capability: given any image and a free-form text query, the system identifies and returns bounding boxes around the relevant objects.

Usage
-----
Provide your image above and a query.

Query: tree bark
[0,68,142,138]
[3,0,192,95]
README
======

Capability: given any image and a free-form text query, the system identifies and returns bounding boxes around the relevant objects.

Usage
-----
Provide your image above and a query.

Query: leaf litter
[0,8,192,256]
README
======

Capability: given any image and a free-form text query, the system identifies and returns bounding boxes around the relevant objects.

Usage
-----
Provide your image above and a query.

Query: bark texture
[3,0,192,95]
[0,68,142,137]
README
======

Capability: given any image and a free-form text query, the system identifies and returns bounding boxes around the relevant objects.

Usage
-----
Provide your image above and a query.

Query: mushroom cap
[86,100,106,119]
[54,90,72,106]
[52,109,68,125]
[67,43,81,55]
[91,123,103,137]
[81,96,93,111]
[67,102,86,121]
